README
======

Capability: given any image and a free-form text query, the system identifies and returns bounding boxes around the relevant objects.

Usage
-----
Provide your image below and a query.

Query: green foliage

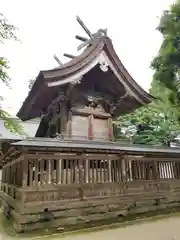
[0,13,24,135]
[151,0,180,94]
[114,1,180,146]
[0,13,18,42]
[114,80,180,145]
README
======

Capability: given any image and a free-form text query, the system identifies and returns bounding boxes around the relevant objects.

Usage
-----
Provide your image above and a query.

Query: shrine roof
[1,137,179,166]
[17,35,154,121]
[10,137,180,156]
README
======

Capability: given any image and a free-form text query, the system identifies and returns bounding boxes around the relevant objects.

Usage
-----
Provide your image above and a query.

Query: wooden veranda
[1,138,180,232]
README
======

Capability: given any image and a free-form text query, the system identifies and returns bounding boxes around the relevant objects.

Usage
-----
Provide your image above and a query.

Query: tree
[114,79,180,146]
[151,1,180,102]
[114,1,180,146]
[0,13,24,134]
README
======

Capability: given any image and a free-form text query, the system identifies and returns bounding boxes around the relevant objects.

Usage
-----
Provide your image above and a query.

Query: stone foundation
[1,195,180,233]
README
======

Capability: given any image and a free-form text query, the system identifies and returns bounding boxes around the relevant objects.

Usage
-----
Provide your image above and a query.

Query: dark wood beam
[76,16,93,38]
[63,53,75,59]
[75,35,88,42]
[54,54,63,65]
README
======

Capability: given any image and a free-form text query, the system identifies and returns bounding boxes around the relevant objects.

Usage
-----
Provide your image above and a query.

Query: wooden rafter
[63,53,75,59]
[54,54,63,65]
[75,35,88,42]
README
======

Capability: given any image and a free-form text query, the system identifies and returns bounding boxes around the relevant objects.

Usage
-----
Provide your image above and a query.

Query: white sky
[0,0,174,116]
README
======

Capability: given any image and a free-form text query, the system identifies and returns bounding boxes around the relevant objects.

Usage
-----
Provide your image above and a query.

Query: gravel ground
[45,216,180,240]
[1,215,180,240]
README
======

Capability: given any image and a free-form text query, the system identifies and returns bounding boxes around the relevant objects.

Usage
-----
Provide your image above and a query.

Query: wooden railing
[21,179,180,204]
[1,153,180,206]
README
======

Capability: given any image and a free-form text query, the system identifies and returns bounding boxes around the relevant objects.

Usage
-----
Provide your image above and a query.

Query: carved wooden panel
[72,115,88,139]
[93,118,108,140]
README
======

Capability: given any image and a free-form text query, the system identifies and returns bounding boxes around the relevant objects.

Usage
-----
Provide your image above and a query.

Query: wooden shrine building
[1,17,180,233]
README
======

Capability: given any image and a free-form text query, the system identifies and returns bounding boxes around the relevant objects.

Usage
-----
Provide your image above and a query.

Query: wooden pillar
[108,117,114,140]
[56,114,61,134]
[9,165,11,185]
[47,160,52,184]
[4,166,6,184]
[121,158,126,182]
[1,168,4,187]
[1,168,3,185]
[14,163,17,184]
[108,158,112,182]
[67,110,72,138]
[22,155,28,187]
[128,160,132,182]
[4,167,6,192]
[78,154,84,200]
[20,162,24,186]
[85,158,89,183]
[7,165,10,185]
[6,166,8,185]
[60,103,67,134]
[88,114,93,140]
[56,159,62,184]
[29,160,33,186]
[5,166,7,184]
[10,164,13,185]
[11,164,14,185]
[82,154,88,183]
[73,159,78,183]
[1,168,4,190]
[17,163,20,186]
[5,166,8,185]
[153,160,159,180]
[5,166,8,184]
[14,164,16,185]
[34,159,39,186]
[40,159,44,184]
[12,164,15,185]
[79,155,84,184]
[4,167,6,184]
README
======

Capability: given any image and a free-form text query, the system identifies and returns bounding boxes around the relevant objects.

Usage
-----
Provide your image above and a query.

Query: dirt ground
[1,215,180,240]
[39,216,180,240]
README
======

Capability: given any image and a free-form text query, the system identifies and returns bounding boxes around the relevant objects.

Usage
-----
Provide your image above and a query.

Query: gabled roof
[17,36,154,121]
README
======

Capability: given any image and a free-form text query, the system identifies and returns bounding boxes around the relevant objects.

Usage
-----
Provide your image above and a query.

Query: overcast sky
[0,0,174,116]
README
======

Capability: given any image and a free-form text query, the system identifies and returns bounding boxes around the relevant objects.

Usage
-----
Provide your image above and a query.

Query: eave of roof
[11,138,180,155]
[1,138,179,166]
[41,37,153,103]
[17,36,154,121]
